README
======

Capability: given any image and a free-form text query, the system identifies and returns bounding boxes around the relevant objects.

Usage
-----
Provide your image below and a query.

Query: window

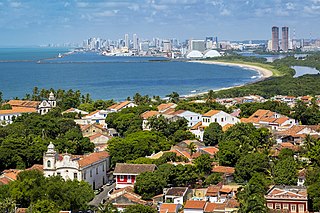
[275,203,281,209]
[57,172,61,176]
[102,164,105,172]
[283,203,288,210]
[84,171,87,180]
[90,169,92,177]
[267,203,273,209]
[96,167,98,174]
[291,204,296,212]
[215,118,217,122]
[221,118,224,122]
[74,173,78,180]
[298,204,304,213]
[127,175,131,183]
[47,160,51,168]
[120,175,124,181]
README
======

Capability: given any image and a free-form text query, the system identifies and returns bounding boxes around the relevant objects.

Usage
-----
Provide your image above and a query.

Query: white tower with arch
[43,142,58,177]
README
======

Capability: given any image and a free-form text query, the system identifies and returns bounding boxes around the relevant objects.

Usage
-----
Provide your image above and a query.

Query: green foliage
[134,172,167,200]
[0,170,94,211]
[204,173,222,186]
[203,122,223,146]
[292,100,320,125]
[218,123,273,166]
[107,131,169,165]
[237,173,269,213]
[306,167,320,211]
[166,92,180,103]
[235,153,269,183]
[123,204,157,213]
[148,115,188,138]
[169,130,195,144]
[273,157,297,185]
[193,154,213,175]
[0,110,94,171]
[0,104,12,110]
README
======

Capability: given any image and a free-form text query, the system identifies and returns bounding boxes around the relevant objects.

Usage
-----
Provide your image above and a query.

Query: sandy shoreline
[181,60,274,98]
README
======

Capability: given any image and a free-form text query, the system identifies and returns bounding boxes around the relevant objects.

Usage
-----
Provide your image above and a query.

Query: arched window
[47,160,51,168]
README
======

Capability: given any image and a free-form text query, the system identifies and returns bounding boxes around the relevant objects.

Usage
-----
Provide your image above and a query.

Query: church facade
[43,142,110,190]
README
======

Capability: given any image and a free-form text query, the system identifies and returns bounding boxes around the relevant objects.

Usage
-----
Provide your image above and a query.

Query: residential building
[81,123,109,137]
[212,166,235,184]
[274,125,320,145]
[164,187,189,204]
[157,103,177,113]
[190,110,239,141]
[282,26,289,52]
[265,185,308,213]
[184,200,206,213]
[159,203,180,213]
[141,110,160,130]
[163,110,202,127]
[113,163,156,189]
[272,26,279,51]
[0,107,37,125]
[77,110,108,125]
[62,108,89,115]
[107,101,137,113]
[241,109,296,131]
[43,142,110,190]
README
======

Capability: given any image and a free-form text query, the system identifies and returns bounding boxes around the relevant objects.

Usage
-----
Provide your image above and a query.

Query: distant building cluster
[82,34,223,59]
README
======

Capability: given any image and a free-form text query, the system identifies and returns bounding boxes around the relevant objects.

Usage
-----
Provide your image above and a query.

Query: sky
[0,0,320,46]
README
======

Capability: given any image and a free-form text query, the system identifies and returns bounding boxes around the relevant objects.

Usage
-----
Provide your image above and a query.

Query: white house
[0,107,37,125]
[190,110,239,141]
[173,110,202,127]
[184,200,206,213]
[37,92,57,115]
[62,108,89,115]
[43,142,110,190]
[164,187,189,205]
[78,110,109,125]
[107,101,137,113]
[141,110,160,130]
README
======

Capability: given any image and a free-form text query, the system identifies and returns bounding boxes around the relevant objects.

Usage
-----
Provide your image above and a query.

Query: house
[297,169,306,187]
[265,185,308,213]
[109,186,148,212]
[164,187,189,204]
[62,108,89,116]
[190,110,239,141]
[184,200,207,213]
[43,142,110,190]
[157,103,177,113]
[204,199,239,213]
[241,109,296,131]
[159,203,180,213]
[0,169,21,185]
[199,147,219,157]
[205,184,239,204]
[89,133,111,146]
[78,110,109,125]
[162,110,202,127]
[274,125,320,145]
[0,107,37,125]
[212,166,235,184]
[141,110,160,130]
[113,163,156,189]
[81,123,108,137]
[107,101,137,113]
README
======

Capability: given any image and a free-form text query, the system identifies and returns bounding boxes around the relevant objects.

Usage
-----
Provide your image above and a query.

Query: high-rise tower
[282,26,289,52]
[272,26,279,51]
[124,34,129,48]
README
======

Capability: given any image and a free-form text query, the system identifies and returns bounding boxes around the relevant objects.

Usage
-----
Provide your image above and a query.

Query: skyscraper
[282,26,289,52]
[272,26,279,51]
[133,34,138,50]
[124,34,129,48]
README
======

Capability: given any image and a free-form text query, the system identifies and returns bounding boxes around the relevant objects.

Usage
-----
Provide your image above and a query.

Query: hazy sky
[1,0,320,46]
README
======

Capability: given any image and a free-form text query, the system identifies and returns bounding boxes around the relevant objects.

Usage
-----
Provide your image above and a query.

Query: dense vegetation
[0,109,94,171]
[0,170,94,212]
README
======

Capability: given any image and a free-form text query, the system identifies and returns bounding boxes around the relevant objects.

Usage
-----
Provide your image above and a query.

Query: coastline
[182,60,274,98]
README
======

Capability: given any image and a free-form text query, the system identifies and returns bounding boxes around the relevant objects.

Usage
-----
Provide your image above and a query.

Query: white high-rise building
[133,34,138,50]
[124,34,129,48]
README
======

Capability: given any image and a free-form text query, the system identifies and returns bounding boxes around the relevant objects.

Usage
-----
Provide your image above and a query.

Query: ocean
[0,48,258,100]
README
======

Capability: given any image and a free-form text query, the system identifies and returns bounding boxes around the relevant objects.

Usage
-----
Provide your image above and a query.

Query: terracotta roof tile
[78,151,110,168]
[212,166,235,174]
[157,103,176,112]
[166,187,187,196]
[184,200,206,209]
[0,107,37,115]
[206,185,221,196]
[222,124,234,131]
[160,203,178,213]
[114,163,156,175]
[141,110,159,119]
[203,110,221,117]
[7,100,40,108]
[108,101,133,111]
[84,110,100,117]
[200,147,219,155]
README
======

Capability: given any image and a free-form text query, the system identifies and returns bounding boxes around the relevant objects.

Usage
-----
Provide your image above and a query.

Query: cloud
[9,1,22,8]
[76,2,89,8]
[220,8,231,16]
[286,2,295,10]
[128,4,139,11]
[94,10,119,17]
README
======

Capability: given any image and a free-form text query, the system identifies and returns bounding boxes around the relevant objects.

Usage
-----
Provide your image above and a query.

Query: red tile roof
[108,101,132,111]
[78,151,110,168]
[0,107,37,115]
[141,110,160,119]
[201,147,219,155]
[114,163,156,175]
[203,110,221,117]
[160,203,178,213]
[7,100,40,108]
[184,200,206,209]
[157,103,176,112]
[212,166,235,174]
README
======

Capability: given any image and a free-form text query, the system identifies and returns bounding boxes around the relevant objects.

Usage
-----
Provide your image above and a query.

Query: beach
[190,60,273,78]
[182,60,274,98]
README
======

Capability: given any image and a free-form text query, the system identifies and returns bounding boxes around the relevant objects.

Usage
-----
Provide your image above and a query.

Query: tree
[187,142,196,158]
[203,122,223,146]
[123,204,156,213]
[273,157,297,185]
[234,153,269,183]
[96,202,119,213]
[30,199,59,213]
[166,92,180,103]
[204,173,222,186]
[193,154,213,175]
[135,172,167,200]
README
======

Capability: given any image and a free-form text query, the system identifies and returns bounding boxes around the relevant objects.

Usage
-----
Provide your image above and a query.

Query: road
[89,183,115,207]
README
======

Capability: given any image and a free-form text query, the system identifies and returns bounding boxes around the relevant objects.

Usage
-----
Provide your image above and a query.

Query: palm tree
[205,90,215,103]
[166,92,180,103]
[96,202,118,213]
[187,142,197,157]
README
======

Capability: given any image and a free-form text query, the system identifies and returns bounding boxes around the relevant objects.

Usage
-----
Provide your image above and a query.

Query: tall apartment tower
[124,34,129,48]
[272,26,279,51]
[133,34,138,50]
[282,26,289,52]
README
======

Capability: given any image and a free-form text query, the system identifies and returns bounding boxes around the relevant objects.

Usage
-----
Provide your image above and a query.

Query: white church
[43,142,111,190]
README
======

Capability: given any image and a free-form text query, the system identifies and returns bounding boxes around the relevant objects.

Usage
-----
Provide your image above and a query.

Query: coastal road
[89,183,115,207]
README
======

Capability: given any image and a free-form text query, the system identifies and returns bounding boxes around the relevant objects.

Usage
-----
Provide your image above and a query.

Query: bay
[0,48,259,101]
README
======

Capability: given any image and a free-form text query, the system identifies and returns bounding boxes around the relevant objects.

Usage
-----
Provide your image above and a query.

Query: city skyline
[1,0,320,46]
